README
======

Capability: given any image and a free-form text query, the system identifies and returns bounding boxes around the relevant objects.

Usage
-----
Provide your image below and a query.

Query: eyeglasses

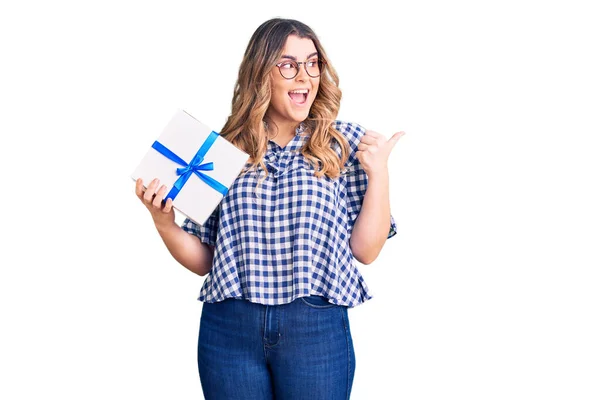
[275,59,326,79]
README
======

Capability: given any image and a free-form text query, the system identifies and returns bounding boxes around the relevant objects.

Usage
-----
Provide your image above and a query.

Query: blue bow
[151,131,228,200]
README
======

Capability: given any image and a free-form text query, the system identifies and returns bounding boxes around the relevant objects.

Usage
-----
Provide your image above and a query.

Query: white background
[1,0,599,399]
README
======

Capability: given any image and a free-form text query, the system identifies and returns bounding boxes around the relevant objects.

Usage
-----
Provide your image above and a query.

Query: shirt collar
[265,121,309,152]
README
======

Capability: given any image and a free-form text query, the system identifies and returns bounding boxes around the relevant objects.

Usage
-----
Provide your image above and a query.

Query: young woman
[135,17,403,400]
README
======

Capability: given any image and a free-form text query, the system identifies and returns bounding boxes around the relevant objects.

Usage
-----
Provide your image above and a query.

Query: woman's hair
[219,18,350,186]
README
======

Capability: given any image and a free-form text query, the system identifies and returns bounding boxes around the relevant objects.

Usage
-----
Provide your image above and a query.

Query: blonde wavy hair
[218,18,350,186]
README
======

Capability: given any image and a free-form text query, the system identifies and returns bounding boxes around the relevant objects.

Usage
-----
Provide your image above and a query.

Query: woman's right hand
[135,178,175,229]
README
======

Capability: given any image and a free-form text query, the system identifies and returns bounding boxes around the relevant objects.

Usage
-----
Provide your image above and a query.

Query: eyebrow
[280,52,319,61]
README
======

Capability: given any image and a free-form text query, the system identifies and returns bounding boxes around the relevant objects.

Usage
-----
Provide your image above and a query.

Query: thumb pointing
[388,131,405,148]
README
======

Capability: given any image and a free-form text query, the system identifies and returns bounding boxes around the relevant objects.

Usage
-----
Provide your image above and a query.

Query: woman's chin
[288,109,310,122]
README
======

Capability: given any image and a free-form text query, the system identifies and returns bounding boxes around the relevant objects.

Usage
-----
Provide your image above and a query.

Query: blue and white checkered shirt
[181,120,397,307]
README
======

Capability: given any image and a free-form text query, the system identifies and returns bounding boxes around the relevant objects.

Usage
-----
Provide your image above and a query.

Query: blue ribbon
[151,131,228,200]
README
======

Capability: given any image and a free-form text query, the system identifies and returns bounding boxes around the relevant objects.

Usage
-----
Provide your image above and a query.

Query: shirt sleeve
[180,204,220,247]
[337,121,398,240]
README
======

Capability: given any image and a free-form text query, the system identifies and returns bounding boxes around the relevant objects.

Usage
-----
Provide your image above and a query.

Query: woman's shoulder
[332,120,367,164]
[333,120,366,138]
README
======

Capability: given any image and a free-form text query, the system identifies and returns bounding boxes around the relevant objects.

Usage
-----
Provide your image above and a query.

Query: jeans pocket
[300,295,337,309]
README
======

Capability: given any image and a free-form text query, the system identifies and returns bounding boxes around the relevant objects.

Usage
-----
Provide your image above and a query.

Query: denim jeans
[197,295,356,399]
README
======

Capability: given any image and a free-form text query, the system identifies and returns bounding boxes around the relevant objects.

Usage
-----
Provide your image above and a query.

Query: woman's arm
[136,178,214,276]
[155,221,214,276]
[349,129,404,264]
[349,168,391,264]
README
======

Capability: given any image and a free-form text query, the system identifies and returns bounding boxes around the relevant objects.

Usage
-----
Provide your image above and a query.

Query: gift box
[131,109,249,226]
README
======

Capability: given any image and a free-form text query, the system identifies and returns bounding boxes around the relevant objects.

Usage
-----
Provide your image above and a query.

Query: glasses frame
[275,59,327,79]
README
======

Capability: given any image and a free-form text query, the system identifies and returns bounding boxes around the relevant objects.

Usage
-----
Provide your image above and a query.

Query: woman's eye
[281,62,295,69]
[307,60,318,67]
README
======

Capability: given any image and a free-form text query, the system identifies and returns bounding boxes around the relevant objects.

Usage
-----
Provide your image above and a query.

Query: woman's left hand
[356,130,405,176]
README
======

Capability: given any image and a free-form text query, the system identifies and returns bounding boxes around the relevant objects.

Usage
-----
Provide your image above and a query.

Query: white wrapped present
[131,109,249,225]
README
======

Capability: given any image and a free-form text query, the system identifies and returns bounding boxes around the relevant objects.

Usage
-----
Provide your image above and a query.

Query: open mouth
[288,89,309,105]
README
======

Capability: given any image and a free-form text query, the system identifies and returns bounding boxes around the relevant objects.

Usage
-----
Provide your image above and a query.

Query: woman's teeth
[289,89,308,104]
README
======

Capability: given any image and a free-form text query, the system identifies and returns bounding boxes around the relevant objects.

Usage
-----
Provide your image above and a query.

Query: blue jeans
[197,295,356,399]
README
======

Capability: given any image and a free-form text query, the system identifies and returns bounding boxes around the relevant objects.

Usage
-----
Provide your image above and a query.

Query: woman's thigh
[268,296,356,400]
[197,298,273,400]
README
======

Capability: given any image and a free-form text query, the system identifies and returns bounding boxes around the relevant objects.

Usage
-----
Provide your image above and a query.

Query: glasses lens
[279,61,298,79]
[306,60,322,78]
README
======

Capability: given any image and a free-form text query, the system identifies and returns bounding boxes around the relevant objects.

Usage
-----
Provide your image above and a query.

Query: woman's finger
[364,130,381,138]
[162,198,173,214]
[152,185,167,208]
[360,134,377,145]
[135,178,144,200]
[143,179,159,203]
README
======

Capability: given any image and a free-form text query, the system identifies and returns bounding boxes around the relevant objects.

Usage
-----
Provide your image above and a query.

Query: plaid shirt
[181,120,397,307]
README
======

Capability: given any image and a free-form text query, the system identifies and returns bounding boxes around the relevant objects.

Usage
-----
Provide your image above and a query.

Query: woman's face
[266,35,320,128]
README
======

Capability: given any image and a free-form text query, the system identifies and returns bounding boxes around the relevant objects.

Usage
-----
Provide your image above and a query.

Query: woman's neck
[265,120,299,140]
